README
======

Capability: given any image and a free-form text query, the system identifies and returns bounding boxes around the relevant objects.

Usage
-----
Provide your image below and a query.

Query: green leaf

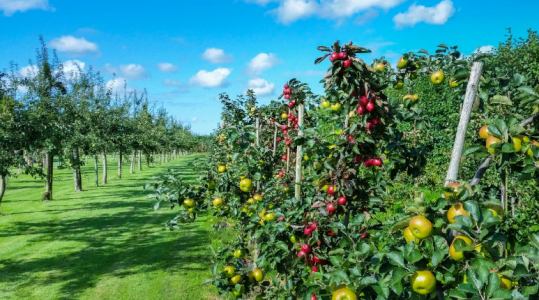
[491,95,513,105]
[464,201,480,222]
[519,86,539,97]
[530,233,539,249]
[467,268,483,291]
[386,252,406,268]
[494,119,508,135]
[253,172,261,180]
[431,249,446,267]
[392,267,408,284]
[509,125,526,135]
[449,289,468,299]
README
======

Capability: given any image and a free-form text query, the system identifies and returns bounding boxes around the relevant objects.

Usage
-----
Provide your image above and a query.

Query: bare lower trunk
[117,151,122,178]
[146,153,150,167]
[73,148,82,192]
[130,151,135,173]
[102,152,107,185]
[173,150,176,160]
[43,152,53,201]
[138,150,142,171]
[162,151,165,164]
[0,175,6,208]
[94,155,99,187]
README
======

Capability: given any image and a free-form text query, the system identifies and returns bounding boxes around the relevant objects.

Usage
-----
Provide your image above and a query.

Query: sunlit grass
[0,154,230,300]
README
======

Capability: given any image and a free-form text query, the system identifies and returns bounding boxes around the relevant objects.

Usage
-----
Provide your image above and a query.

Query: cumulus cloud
[201,48,233,64]
[393,0,456,29]
[19,65,39,77]
[244,0,404,24]
[163,79,183,87]
[49,35,99,56]
[104,63,149,80]
[62,60,85,76]
[189,68,231,88]
[246,78,275,96]
[0,0,54,16]
[474,45,494,54]
[106,77,128,95]
[156,62,178,73]
[245,53,281,77]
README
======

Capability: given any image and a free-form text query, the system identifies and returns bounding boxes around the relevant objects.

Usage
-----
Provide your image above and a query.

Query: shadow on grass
[0,155,212,299]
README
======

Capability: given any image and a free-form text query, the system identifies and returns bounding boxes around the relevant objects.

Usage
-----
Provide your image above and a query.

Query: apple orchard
[149,31,539,299]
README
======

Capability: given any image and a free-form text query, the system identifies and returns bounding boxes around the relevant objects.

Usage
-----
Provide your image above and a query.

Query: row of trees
[0,37,210,206]
[148,29,539,299]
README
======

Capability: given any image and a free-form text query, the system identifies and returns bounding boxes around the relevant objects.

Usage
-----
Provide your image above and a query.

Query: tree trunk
[102,152,107,185]
[73,148,82,192]
[117,151,122,178]
[43,152,53,201]
[445,61,483,185]
[94,155,99,187]
[27,156,33,167]
[162,151,165,164]
[130,151,135,173]
[138,150,142,170]
[0,175,6,209]
[173,150,176,160]
[146,153,150,167]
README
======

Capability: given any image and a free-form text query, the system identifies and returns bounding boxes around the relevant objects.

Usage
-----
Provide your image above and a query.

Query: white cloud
[474,45,494,54]
[106,77,128,95]
[104,63,149,80]
[191,117,198,123]
[246,78,275,96]
[62,60,85,76]
[163,79,183,87]
[189,68,231,88]
[270,0,319,24]
[202,48,233,64]
[244,0,404,24]
[0,0,54,16]
[156,63,178,73]
[393,0,455,29]
[49,35,99,56]
[245,53,281,77]
[19,65,39,77]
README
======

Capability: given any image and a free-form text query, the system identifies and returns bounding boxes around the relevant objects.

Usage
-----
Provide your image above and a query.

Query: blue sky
[1,0,538,134]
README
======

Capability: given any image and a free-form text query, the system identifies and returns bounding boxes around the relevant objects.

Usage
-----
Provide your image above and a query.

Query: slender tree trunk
[27,156,32,167]
[117,151,122,178]
[138,150,142,170]
[130,151,135,173]
[43,152,53,201]
[161,151,165,164]
[146,153,150,167]
[173,150,176,160]
[0,175,6,209]
[94,155,99,187]
[73,148,82,192]
[102,152,107,185]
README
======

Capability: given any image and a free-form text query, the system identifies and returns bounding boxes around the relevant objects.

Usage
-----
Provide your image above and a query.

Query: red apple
[343,60,352,68]
[338,51,347,60]
[337,196,347,205]
[279,171,284,179]
[284,84,289,89]
[304,227,313,235]
[364,159,373,167]
[359,95,368,106]
[327,202,336,212]
[357,105,365,115]
[310,222,318,230]
[312,295,317,300]
[366,121,374,131]
[327,231,335,236]
[311,266,318,273]
[330,52,339,61]
[354,155,363,163]
[366,101,375,111]
[361,232,369,239]
[371,118,379,125]
[327,185,335,195]
[348,136,354,142]
[281,125,287,131]
[372,158,383,167]
[284,94,290,100]
[298,250,307,258]
[301,244,311,253]
[282,155,287,161]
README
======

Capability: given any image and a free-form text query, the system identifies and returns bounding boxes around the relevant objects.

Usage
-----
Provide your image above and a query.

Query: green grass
[0,154,232,300]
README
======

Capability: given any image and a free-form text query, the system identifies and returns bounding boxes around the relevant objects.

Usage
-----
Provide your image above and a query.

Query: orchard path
[0,154,228,300]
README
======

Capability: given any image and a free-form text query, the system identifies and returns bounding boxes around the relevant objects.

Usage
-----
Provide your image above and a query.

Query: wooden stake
[445,61,484,186]
[295,104,304,200]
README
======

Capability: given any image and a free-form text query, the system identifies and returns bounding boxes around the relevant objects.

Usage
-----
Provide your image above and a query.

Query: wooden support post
[445,61,483,186]
[286,108,291,172]
[273,125,277,156]
[255,117,261,191]
[295,104,304,200]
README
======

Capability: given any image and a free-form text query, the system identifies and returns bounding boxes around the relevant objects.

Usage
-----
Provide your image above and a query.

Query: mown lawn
[0,154,231,300]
